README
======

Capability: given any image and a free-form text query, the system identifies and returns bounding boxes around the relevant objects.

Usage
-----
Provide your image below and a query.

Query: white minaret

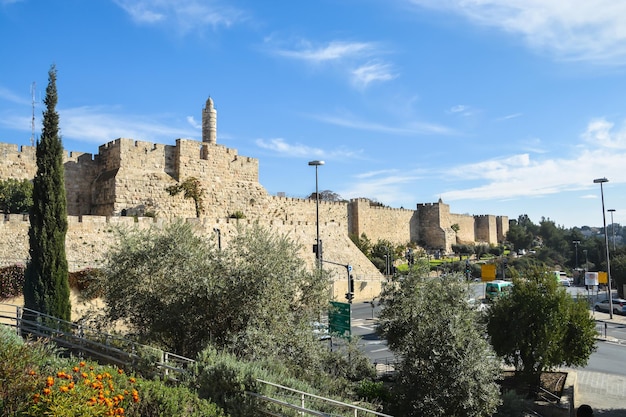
[202,97,217,144]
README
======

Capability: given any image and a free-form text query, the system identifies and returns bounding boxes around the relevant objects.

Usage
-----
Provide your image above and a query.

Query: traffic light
[349,275,354,293]
[345,292,354,302]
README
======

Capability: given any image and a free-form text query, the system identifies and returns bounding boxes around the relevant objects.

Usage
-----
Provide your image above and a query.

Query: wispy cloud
[496,112,523,121]
[60,106,198,143]
[113,0,245,32]
[0,86,32,106]
[408,0,626,64]
[311,113,456,135]
[339,170,424,205]
[255,137,362,160]
[351,61,397,89]
[438,118,626,201]
[269,39,396,88]
[0,103,199,144]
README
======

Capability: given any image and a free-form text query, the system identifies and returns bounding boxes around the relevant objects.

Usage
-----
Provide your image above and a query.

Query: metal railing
[0,302,391,417]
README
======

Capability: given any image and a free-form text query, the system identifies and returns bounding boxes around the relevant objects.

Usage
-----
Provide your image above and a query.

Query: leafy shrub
[0,263,25,299]
[355,379,390,403]
[68,267,105,297]
[133,379,225,417]
[0,326,62,416]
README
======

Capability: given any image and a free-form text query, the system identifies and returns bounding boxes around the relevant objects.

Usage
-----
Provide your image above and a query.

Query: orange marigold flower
[46,376,54,387]
[57,371,66,378]
[115,407,125,415]
[89,366,94,370]
[68,382,75,389]
[60,386,69,393]
[81,372,88,379]
[43,388,51,395]
[73,366,80,372]
[80,361,86,367]
[117,368,124,374]
[28,370,36,376]
[33,393,40,403]
[96,374,103,380]
[129,377,136,384]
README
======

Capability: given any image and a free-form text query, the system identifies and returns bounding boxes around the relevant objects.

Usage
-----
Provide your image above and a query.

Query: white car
[559,278,571,287]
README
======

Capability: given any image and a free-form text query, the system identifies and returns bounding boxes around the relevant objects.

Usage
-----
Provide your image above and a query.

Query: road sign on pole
[328,301,351,338]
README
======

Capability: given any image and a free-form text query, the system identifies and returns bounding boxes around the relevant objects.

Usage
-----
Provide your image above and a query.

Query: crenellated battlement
[0,97,508,268]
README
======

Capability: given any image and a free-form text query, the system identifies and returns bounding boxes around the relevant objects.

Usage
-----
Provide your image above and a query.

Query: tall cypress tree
[23,65,71,321]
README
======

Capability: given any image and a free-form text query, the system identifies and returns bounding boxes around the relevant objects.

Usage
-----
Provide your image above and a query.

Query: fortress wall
[347,199,414,245]
[417,202,446,250]
[497,216,509,242]
[448,213,477,244]
[0,143,37,180]
[475,215,498,244]
[0,213,383,303]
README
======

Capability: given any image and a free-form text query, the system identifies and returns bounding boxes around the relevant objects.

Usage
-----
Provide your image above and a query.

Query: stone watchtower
[202,97,217,144]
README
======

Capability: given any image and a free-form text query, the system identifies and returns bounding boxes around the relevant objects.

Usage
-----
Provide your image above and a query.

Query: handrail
[1,303,391,416]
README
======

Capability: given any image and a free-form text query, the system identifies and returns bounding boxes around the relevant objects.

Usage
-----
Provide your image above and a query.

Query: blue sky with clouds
[1,0,625,229]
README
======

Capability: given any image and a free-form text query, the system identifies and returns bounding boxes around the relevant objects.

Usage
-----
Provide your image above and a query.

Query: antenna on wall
[30,81,36,146]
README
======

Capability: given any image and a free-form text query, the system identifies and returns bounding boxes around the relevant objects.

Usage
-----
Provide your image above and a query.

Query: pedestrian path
[574,370,626,414]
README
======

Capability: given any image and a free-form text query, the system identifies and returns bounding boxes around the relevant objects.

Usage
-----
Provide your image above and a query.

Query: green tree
[166,176,205,218]
[349,232,372,258]
[94,221,332,371]
[0,178,33,214]
[23,65,71,321]
[377,270,502,417]
[486,266,596,389]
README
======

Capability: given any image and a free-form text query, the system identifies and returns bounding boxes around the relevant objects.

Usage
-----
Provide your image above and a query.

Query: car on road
[594,298,626,315]
[312,321,331,340]
[467,298,488,312]
[559,278,572,287]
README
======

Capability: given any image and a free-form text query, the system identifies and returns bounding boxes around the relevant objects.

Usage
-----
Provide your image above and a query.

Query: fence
[0,302,392,417]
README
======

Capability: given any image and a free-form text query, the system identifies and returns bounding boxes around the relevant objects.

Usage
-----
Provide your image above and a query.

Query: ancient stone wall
[448,213,477,244]
[475,215,498,244]
[347,198,416,244]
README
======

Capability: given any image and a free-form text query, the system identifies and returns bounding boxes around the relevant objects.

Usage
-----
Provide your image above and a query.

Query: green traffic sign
[328,301,351,337]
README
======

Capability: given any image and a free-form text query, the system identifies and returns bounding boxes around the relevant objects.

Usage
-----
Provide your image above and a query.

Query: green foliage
[96,221,331,368]
[228,210,245,219]
[23,64,71,322]
[134,379,225,417]
[355,379,390,404]
[0,326,64,416]
[0,263,25,299]
[494,390,527,417]
[68,267,105,296]
[377,272,502,417]
[0,177,33,214]
[486,266,596,387]
[166,177,205,218]
[349,232,372,258]
[0,326,226,417]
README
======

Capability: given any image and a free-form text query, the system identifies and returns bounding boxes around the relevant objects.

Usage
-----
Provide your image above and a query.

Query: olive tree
[486,266,596,388]
[377,269,502,417]
[93,221,332,373]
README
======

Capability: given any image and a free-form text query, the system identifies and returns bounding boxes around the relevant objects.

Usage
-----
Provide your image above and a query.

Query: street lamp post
[309,160,325,268]
[594,177,614,319]
[573,240,580,283]
[608,209,616,251]
[583,249,588,273]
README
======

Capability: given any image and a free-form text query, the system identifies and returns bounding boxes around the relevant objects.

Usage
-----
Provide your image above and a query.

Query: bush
[133,379,225,417]
[68,267,105,297]
[0,263,25,299]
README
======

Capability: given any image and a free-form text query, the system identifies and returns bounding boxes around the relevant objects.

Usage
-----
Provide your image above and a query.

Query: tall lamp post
[594,177,614,319]
[309,160,325,268]
[573,240,580,284]
[608,209,616,251]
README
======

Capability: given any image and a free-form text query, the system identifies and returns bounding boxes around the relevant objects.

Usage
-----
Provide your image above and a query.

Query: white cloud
[272,40,377,63]
[255,137,362,160]
[311,113,455,135]
[269,39,396,89]
[408,0,626,64]
[0,85,32,106]
[339,170,423,205]
[351,61,397,88]
[186,116,201,129]
[582,117,626,149]
[113,0,244,32]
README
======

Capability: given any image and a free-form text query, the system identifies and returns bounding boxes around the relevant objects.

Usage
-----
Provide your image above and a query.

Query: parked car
[311,321,331,340]
[559,278,572,287]
[594,298,626,315]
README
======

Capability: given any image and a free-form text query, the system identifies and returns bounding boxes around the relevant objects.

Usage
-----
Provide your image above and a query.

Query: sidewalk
[571,310,626,416]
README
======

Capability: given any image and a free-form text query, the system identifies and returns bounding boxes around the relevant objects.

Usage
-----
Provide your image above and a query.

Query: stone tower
[202,97,217,144]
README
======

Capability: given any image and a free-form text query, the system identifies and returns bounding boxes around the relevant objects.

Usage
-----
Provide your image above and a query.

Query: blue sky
[1,0,625,229]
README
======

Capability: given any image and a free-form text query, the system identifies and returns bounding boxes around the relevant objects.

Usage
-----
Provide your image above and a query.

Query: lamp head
[308,160,325,166]
[593,177,608,183]
[608,209,616,212]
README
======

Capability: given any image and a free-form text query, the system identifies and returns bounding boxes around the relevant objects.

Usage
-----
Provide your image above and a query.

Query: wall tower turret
[202,97,217,144]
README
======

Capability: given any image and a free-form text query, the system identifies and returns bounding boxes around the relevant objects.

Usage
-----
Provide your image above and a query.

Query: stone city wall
[347,198,417,244]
